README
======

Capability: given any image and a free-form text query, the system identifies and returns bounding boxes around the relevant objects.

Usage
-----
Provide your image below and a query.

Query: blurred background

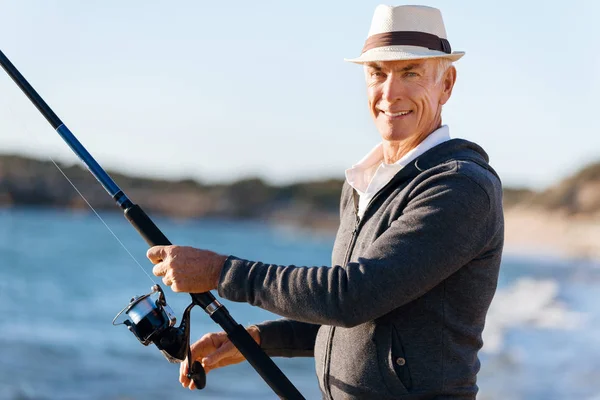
[0,1,599,399]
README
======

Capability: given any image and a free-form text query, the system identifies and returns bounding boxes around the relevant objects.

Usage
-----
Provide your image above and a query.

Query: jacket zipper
[323,191,360,399]
[342,191,361,266]
[323,173,412,398]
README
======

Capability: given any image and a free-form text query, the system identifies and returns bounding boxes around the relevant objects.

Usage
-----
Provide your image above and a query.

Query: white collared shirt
[345,125,451,218]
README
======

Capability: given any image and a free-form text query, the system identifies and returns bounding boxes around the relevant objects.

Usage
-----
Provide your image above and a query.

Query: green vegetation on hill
[0,154,344,228]
[533,162,600,214]
[503,162,600,215]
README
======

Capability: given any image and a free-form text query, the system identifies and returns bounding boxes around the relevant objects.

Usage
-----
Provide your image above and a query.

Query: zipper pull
[351,190,360,233]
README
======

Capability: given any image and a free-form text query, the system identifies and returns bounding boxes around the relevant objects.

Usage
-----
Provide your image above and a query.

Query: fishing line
[49,158,157,284]
[0,49,305,398]
[4,91,156,284]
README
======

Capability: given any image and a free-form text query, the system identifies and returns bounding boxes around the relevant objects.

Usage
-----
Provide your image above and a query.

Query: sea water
[0,208,598,400]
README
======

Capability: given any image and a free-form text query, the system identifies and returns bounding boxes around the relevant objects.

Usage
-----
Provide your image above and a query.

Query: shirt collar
[345,125,451,193]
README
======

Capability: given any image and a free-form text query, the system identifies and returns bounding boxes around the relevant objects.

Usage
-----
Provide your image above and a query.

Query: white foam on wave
[482,277,586,354]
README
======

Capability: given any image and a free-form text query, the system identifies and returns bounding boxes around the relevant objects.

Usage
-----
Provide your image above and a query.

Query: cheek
[412,86,437,114]
[366,87,378,108]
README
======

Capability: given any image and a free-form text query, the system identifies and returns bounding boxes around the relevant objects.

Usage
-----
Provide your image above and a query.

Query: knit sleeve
[217,171,494,328]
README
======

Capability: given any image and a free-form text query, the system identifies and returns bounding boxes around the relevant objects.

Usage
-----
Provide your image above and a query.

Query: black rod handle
[124,203,172,247]
[124,204,220,306]
[220,320,305,400]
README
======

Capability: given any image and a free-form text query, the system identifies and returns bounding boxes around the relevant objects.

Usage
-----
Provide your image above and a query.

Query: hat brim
[344,45,464,64]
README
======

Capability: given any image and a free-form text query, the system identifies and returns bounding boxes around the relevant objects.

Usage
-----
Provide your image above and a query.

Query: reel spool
[113,284,176,345]
[113,285,206,389]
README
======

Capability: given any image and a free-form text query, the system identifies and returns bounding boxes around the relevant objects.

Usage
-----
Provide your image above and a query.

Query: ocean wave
[482,277,586,354]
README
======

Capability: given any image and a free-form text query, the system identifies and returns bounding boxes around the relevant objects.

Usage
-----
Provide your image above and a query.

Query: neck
[382,123,442,164]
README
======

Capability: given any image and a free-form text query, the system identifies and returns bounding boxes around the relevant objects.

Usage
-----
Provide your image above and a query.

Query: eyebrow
[400,63,423,71]
[365,63,382,71]
[365,62,424,72]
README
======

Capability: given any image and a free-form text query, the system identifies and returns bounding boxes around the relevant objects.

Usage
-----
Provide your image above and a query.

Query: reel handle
[188,361,206,390]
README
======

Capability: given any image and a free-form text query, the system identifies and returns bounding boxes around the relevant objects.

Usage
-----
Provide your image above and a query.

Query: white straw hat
[345,5,465,64]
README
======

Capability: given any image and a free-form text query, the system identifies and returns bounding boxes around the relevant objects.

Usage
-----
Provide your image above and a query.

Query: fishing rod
[0,49,304,400]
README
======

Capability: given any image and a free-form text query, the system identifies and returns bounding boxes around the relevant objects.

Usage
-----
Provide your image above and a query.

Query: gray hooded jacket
[218,139,504,399]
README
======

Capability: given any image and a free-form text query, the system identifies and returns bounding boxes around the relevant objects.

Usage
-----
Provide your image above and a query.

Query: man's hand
[179,326,261,390]
[147,245,228,293]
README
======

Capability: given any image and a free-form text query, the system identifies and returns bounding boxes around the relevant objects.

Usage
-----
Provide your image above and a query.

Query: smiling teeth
[384,111,411,117]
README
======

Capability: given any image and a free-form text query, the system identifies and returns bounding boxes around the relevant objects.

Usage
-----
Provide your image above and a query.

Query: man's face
[364,58,456,143]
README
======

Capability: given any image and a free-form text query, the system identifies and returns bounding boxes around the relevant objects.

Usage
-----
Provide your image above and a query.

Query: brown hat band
[362,31,452,54]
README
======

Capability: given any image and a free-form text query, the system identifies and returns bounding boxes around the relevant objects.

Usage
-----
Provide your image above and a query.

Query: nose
[381,74,405,104]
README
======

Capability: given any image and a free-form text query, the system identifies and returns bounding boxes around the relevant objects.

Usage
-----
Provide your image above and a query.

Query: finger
[147,246,167,264]
[190,333,222,361]
[153,262,169,277]
[162,275,173,287]
[203,355,238,373]
[180,357,189,378]
[202,340,236,367]
[180,360,192,387]
[170,281,182,292]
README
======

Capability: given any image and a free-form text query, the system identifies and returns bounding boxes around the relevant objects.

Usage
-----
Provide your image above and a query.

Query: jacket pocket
[375,324,409,397]
[391,324,412,390]
[313,325,330,395]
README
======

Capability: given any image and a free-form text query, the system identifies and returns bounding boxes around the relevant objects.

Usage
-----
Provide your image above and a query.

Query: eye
[405,71,419,77]
[370,70,386,79]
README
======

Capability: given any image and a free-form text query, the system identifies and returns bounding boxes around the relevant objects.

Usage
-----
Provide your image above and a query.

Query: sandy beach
[504,207,600,261]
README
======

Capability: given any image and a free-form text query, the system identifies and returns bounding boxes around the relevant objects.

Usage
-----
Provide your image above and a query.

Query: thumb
[146,245,167,264]
[202,339,236,367]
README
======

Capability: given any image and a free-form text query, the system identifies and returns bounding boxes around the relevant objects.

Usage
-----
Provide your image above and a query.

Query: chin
[376,121,416,142]
[379,129,413,142]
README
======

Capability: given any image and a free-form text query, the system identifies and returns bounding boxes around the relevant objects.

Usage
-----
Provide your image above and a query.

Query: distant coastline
[0,154,343,231]
[1,154,598,260]
[502,161,600,260]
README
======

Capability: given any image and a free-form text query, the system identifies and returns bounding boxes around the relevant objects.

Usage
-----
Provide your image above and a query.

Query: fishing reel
[113,284,206,390]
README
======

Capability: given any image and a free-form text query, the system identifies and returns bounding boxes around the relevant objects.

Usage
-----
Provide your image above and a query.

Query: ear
[439,65,457,106]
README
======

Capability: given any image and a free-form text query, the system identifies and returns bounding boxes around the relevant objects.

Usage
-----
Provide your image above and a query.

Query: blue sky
[0,1,598,189]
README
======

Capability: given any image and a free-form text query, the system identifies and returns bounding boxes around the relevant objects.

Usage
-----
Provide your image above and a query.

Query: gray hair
[434,58,454,84]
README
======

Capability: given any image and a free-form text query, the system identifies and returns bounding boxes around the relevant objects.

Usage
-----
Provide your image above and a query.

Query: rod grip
[124,204,172,246]
[123,204,220,306]
[226,323,305,400]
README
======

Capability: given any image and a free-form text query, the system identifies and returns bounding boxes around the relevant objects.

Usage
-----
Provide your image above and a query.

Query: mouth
[380,110,412,119]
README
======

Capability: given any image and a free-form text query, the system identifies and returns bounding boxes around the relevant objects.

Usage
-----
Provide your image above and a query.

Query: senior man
[148,5,504,399]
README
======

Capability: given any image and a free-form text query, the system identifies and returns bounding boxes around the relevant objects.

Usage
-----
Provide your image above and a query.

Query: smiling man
[149,5,504,399]
[366,59,455,149]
